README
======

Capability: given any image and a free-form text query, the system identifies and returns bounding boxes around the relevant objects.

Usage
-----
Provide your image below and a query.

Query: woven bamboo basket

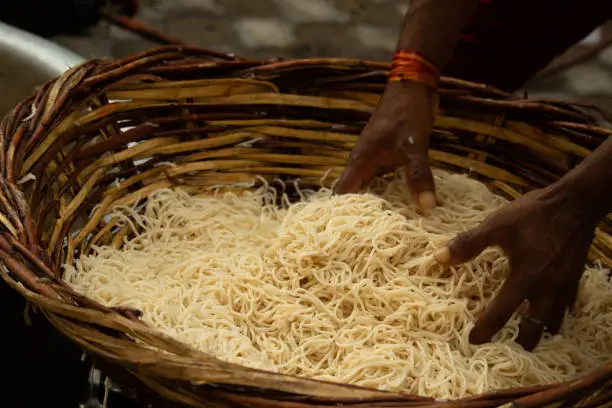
[2,45,612,407]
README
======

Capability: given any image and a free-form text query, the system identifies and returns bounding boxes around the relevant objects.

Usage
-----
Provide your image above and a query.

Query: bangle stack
[388,50,440,89]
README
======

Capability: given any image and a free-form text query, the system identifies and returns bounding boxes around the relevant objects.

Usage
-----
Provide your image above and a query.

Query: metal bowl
[0,21,84,118]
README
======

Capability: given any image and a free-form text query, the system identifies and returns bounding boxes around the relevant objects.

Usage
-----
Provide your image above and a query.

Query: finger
[403,165,436,213]
[335,147,378,194]
[469,272,527,345]
[545,295,567,335]
[545,258,583,333]
[560,243,590,313]
[434,223,493,266]
[398,147,436,213]
[564,282,580,312]
[517,294,555,351]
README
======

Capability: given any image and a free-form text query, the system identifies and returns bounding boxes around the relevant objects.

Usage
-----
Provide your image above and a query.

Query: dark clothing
[444,0,612,92]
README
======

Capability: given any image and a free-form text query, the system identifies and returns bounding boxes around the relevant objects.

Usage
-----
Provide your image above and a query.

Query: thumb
[434,223,493,266]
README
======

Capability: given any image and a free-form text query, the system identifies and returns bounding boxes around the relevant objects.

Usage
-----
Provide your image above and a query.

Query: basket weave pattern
[1,45,612,407]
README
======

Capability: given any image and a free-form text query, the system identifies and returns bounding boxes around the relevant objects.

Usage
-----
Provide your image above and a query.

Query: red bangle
[388,50,440,89]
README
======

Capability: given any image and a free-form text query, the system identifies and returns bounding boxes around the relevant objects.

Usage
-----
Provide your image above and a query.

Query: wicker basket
[2,45,612,407]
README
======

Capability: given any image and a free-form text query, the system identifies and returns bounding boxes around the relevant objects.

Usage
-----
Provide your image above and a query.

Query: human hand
[335,81,438,212]
[434,186,597,351]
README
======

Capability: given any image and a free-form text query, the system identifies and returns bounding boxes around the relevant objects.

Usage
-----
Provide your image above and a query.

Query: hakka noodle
[63,171,612,399]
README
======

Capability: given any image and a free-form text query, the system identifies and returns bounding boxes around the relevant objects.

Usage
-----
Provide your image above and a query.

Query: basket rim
[1,45,612,408]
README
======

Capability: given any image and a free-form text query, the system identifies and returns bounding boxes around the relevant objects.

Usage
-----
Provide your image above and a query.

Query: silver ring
[522,315,545,327]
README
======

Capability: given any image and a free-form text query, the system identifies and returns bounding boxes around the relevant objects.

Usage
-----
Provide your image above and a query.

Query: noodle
[63,170,612,399]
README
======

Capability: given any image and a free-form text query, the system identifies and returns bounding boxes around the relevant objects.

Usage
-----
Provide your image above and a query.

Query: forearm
[552,136,612,218]
[397,0,481,69]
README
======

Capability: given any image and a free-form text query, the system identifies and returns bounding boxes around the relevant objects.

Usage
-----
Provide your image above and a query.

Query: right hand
[434,185,597,351]
[335,80,439,212]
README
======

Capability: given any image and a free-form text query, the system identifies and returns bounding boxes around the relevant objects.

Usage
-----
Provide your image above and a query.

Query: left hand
[434,185,598,351]
[335,81,438,212]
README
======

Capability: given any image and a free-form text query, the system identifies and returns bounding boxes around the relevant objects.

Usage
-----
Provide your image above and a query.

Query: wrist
[540,131,612,221]
[543,178,609,223]
[381,80,438,117]
[388,50,441,91]
[384,80,435,98]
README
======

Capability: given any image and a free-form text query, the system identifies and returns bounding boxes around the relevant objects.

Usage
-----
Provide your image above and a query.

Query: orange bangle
[388,50,440,89]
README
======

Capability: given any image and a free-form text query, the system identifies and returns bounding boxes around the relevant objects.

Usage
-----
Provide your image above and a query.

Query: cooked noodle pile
[64,171,612,399]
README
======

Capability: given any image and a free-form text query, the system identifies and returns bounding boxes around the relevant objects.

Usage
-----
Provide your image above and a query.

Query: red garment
[442,0,612,92]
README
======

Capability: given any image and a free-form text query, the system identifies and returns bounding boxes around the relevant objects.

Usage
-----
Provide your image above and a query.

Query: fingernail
[433,247,451,264]
[418,191,436,213]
